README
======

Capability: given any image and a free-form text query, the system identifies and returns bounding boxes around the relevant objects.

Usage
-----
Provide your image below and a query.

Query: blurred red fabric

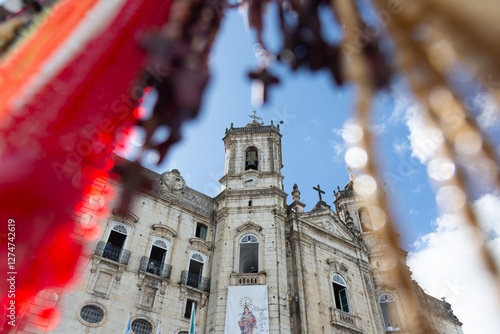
[0,0,172,331]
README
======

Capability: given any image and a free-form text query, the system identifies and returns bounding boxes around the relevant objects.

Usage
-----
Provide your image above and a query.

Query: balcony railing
[330,307,361,332]
[181,271,210,292]
[95,241,131,265]
[230,272,267,285]
[139,257,172,279]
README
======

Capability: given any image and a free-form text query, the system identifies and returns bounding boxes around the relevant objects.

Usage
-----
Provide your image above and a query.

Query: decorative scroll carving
[236,221,263,235]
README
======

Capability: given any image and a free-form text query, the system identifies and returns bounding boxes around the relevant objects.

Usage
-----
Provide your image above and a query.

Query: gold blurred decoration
[335,0,500,332]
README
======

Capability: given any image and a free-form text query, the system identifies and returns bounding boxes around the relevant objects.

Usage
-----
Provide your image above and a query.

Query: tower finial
[292,184,301,201]
[313,184,325,202]
[347,166,356,181]
[248,110,262,122]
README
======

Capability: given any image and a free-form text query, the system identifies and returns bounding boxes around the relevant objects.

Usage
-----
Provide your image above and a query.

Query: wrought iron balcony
[139,257,172,279]
[94,241,131,265]
[180,271,210,292]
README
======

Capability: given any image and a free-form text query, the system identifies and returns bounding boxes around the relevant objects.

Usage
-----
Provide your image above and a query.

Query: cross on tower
[313,184,325,202]
[248,110,262,121]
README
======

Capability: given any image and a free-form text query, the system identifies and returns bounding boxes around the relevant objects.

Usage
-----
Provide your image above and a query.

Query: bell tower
[219,119,285,191]
[206,118,290,333]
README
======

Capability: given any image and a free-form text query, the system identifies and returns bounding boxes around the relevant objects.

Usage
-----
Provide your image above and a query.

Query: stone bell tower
[206,118,291,333]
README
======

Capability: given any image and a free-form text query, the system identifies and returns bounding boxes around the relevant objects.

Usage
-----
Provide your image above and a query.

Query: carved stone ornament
[327,258,338,273]
[160,169,186,192]
[91,259,100,273]
[201,294,207,307]
[137,275,145,288]
[160,281,167,295]
[236,221,263,235]
[116,267,125,281]
[179,287,188,301]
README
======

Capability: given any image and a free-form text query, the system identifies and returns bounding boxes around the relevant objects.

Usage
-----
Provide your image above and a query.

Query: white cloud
[371,123,387,135]
[328,139,345,163]
[331,120,357,163]
[392,138,410,156]
[332,119,355,140]
[474,93,500,130]
[404,104,444,164]
[408,193,500,334]
[386,82,416,125]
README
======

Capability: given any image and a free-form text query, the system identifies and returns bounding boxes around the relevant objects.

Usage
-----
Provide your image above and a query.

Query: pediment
[377,283,397,294]
[112,209,139,223]
[326,258,349,274]
[306,214,355,242]
[151,224,177,239]
[236,221,263,235]
[189,237,212,251]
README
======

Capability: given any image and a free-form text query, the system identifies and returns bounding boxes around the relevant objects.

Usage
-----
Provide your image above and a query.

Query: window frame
[378,293,402,330]
[106,221,132,249]
[195,222,208,240]
[238,234,260,273]
[331,273,351,314]
[184,299,196,319]
[147,236,171,263]
[244,146,259,171]
[187,251,207,278]
[76,302,107,327]
[131,318,153,334]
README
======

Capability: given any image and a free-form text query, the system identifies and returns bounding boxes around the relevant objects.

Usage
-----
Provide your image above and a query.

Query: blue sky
[138,8,439,250]
[129,5,500,332]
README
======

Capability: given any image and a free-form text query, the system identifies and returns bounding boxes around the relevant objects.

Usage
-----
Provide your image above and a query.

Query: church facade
[14,120,464,333]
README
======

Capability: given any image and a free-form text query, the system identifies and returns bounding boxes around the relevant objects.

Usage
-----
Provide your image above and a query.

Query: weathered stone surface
[18,121,463,334]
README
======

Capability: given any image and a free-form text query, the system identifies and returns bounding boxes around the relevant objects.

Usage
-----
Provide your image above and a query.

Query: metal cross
[313,184,325,202]
[248,110,262,121]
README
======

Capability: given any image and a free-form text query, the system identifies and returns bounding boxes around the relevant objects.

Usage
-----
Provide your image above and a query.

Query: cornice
[151,224,177,238]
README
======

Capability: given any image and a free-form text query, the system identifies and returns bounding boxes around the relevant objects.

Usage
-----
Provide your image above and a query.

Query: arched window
[103,222,130,261]
[146,237,170,276]
[359,207,373,231]
[184,252,206,289]
[131,319,152,334]
[153,239,168,249]
[379,293,402,331]
[191,253,204,262]
[239,234,259,273]
[245,147,258,171]
[107,223,129,248]
[332,274,350,313]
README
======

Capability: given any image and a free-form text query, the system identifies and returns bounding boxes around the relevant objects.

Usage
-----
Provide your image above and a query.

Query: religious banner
[224,285,270,334]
